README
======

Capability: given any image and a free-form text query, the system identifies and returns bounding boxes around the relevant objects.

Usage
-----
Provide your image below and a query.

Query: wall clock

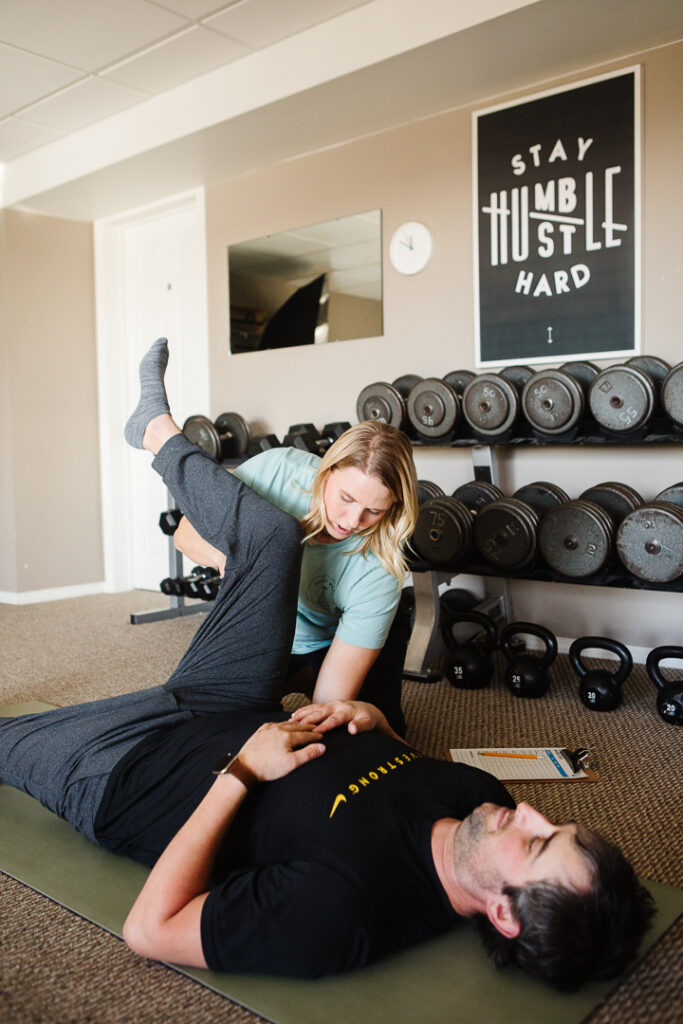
[389,221,432,275]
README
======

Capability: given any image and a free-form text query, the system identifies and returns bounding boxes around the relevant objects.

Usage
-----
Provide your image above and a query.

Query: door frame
[94,188,209,592]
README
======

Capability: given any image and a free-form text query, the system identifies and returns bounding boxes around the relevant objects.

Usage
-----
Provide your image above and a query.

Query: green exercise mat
[1,702,681,1024]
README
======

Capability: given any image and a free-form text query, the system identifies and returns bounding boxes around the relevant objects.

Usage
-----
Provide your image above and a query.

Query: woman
[154,355,419,733]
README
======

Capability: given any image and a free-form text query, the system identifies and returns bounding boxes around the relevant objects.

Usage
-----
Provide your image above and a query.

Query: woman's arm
[310,634,380,704]
[174,516,227,576]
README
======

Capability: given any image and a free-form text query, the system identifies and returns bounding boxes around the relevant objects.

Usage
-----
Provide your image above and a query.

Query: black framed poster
[474,67,640,367]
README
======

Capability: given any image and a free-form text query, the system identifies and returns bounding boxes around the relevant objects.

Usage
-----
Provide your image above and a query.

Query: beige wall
[0,209,103,594]
[205,41,682,648]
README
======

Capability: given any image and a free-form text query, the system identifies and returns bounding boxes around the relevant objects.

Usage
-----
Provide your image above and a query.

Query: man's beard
[452,805,506,895]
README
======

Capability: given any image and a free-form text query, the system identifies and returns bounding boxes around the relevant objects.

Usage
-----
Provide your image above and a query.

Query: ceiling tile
[0,42,83,115]
[203,0,372,50]
[151,0,235,18]
[0,0,188,72]
[102,25,250,93]
[0,116,63,161]
[19,77,149,133]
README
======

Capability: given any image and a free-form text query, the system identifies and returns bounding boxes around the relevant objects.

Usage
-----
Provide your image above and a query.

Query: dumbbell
[406,377,461,441]
[587,359,669,435]
[461,369,528,438]
[315,422,352,455]
[538,499,615,578]
[521,366,590,435]
[452,480,504,515]
[182,566,220,598]
[646,646,683,725]
[499,622,558,698]
[160,566,217,598]
[442,610,498,689]
[442,370,476,398]
[569,637,633,711]
[411,496,473,567]
[158,508,183,536]
[512,481,570,517]
[245,433,282,457]
[417,479,445,505]
[183,412,251,460]
[356,375,422,432]
[579,481,643,523]
[661,360,683,429]
[472,496,540,571]
[283,423,321,451]
[616,498,683,583]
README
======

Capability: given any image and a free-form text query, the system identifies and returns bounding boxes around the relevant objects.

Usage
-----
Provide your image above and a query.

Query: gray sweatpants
[0,434,304,841]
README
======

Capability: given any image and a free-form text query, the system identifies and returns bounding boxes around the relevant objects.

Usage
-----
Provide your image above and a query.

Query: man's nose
[515,802,551,830]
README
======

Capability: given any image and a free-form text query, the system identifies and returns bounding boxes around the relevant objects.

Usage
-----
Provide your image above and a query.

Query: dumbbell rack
[403,422,683,680]
[403,445,511,681]
[130,489,208,625]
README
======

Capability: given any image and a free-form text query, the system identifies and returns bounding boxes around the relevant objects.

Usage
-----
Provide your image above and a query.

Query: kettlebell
[442,610,497,689]
[499,622,558,698]
[569,636,633,711]
[646,645,683,726]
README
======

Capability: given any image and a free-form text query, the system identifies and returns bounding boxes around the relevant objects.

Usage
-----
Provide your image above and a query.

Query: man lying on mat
[0,341,653,990]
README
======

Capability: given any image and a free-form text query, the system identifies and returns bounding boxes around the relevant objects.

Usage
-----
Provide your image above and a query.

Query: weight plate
[579,481,643,523]
[462,374,519,436]
[473,498,539,569]
[412,497,472,565]
[559,360,600,391]
[616,503,683,582]
[539,500,613,577]
[626,355,671,385]
[356,381,406,428]
[452,479,504,514]
[661,361,683,427]
[499,365,535,391]
[182,414,221,460]
[407,378,460,437]
[588,365,655,432]
[214,411,251,457]
[417,479,445,504]
[443,370,476,397]
[392,374,423,397]
[521,369,584,434]
[655,483,683,509]
[513,481,569,516]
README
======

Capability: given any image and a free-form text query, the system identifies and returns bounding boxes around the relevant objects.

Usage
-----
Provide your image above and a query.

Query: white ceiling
[1,0,682,221]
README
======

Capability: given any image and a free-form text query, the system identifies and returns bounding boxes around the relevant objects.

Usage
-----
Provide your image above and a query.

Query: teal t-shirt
[233,447,401,654]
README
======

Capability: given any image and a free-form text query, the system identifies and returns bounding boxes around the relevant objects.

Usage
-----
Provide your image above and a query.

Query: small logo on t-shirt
[306,575,337,614]
[328,750,423,818]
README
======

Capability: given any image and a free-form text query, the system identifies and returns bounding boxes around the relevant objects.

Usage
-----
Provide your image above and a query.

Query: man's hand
[290,700,399,739]
[238,721,326,782]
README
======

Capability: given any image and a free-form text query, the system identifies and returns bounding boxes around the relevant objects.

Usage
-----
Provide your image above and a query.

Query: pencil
[479,751,538,760]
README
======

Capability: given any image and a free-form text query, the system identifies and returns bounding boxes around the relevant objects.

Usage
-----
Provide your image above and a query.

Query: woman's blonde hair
[300,420,419,581]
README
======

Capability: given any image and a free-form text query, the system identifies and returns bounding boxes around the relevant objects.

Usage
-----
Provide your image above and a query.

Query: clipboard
[449,746,598,782]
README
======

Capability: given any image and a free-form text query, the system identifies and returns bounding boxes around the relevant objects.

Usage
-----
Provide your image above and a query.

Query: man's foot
[124,338,171,449]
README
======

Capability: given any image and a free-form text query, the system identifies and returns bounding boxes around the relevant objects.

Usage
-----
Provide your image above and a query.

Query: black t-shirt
[94,712,514,978]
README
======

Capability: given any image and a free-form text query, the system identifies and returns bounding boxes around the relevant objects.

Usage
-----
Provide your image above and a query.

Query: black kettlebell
[499,622,558,698]
[646,645,683,726]
[443,610,497,689]
[569,636,633,711]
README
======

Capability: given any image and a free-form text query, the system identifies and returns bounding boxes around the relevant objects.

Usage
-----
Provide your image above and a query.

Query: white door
[96,190,209,593]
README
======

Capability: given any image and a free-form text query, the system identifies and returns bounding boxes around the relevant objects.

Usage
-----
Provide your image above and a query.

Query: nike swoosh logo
[329,793,347,819]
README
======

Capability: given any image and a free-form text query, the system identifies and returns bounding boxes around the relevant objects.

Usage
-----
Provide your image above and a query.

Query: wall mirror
[228,210,382,354]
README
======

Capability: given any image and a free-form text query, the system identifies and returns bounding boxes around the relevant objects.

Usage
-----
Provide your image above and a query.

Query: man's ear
[486,895,521,939]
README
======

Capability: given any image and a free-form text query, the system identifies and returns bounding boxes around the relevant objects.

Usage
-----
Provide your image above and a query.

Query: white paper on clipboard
[449,747,595,781]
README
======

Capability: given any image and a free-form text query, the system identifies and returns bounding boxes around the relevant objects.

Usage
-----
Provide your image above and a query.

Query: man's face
[452,801,592,900]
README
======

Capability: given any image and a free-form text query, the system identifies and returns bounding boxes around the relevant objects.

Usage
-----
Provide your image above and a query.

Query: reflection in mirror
[228,210,382,354]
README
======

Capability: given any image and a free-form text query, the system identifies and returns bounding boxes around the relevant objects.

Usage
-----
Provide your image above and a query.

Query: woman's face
[321,466,393,541]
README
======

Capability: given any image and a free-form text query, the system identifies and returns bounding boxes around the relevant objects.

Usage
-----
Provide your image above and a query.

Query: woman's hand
[290,700,390,736]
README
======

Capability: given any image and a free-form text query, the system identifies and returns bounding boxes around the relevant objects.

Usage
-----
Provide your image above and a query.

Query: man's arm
[122,722,325,967]
[310,635,381,704]
[174,516,227,576]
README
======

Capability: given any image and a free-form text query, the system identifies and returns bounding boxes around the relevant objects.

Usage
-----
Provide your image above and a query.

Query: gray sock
[124,338,171,449]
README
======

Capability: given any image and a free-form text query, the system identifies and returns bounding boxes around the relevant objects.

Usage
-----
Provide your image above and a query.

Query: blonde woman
[175,409,419,733]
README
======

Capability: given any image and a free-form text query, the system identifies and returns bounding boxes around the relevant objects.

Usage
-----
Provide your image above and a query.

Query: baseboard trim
[0,582,107,606]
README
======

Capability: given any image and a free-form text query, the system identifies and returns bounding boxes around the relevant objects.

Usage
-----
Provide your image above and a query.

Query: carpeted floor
[0,590,681,1024]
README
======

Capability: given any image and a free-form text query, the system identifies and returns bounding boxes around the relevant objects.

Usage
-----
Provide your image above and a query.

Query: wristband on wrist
[211,753,260,790]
